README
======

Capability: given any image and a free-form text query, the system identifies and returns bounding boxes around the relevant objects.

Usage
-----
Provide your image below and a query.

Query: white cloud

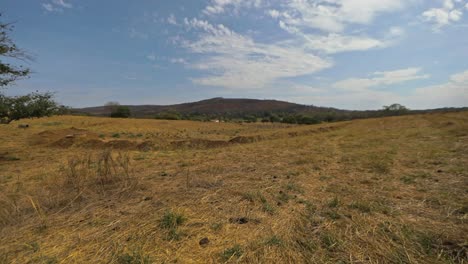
[276,0,407,33]
[170,58,188,64]
[407,70,468,108]
[300,33,388,54]
[53,0,72,8]
[276,24,403,54]
[450,70,468,83]
[167,14,177,25]
[422,0,465,31]
[42,0,72,12]
[146,53,157,61]
[129,28,149,39]
[124,75,138,80]
[333,67,430,91]
[387,27,405,38]
[203,0,263,15]
[272,2,407,54]
[286,69,467,110]
[267,9,280,18]
[182,18,331,89]
[42,3,56,12]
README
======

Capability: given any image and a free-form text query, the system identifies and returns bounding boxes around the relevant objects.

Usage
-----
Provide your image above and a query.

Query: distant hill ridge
[73,97,468,123]
[74,97,339,117]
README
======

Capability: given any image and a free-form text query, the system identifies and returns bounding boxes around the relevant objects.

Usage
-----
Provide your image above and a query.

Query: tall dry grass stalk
[65,149,137,193]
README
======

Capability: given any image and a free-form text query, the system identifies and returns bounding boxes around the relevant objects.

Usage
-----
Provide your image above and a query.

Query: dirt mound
[0,152,20,162]
[77,139,106,148]
[229,135,263,144]
[30,127,99,145]
[78,139,154,150]
[170,139,229,149]
[137,141,154,151]
[50,137,76,148]
[104,140,136,149]
[30,127,155,151]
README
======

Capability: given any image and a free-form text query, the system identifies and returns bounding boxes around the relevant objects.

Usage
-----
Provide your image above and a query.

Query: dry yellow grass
[0,112,467,263]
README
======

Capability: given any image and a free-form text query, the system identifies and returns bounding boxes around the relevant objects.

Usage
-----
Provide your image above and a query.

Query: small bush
[321,232,340,251]
[259,194,275,214]
[159,211,186,229]
[111,106,131,118]
[165,228,184,241]
[262,202,275,214]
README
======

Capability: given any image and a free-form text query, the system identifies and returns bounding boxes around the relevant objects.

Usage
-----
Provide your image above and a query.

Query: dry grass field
[0,112,467,263]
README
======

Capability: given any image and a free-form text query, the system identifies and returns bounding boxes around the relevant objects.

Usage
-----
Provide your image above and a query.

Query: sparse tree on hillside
[110,105,131,118]
[154,111,181,120]
[383,103,409,116]
[104,101,120,113]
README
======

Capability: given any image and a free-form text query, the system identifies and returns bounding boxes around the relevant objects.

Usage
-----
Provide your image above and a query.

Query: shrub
[154,111,181,120]
[159,211,186,229]
[0,92,59,124]
[111,106,131,118]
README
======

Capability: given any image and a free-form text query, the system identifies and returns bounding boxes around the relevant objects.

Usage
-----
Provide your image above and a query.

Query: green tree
[0,92,58,124]
[281,115,297,124]
[110,106,131,118]
[104,101,120,113]
[155,111,181,120]
[382,104,409,116]
[243,115,257,123]
[1,15,30,87]
[297,115,320,125]
[268,113,281,123]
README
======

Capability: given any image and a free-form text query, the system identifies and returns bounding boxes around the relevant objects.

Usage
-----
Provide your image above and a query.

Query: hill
[0,112,467,263]
[73,97,468,124]
[74,97,320,116]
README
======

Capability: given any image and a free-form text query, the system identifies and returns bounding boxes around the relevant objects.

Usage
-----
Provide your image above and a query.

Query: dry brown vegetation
[0,112,467,263]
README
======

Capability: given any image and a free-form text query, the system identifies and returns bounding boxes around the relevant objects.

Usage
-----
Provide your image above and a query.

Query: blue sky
[1,0,467,109]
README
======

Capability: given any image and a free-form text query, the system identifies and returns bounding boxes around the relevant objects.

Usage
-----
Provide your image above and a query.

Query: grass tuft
[264,235,283,246]
[117,250,152,264]
[221,245,243,261]
[159,210,186,229]
[328,197,340,208]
